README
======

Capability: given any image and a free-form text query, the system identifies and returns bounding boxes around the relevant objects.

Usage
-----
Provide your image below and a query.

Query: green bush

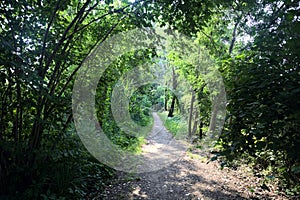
[157,112,187,137]
[3,128,114,199]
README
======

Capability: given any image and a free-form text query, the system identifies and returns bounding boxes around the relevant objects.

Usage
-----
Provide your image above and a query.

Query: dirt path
[135,112,187,173]
[97,113,288,200]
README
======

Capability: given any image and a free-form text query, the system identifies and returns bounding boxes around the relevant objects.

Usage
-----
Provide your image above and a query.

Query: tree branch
[39,1,61,75]
[41,0,92,79]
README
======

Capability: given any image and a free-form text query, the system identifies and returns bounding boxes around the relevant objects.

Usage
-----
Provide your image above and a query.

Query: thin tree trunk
[168,67,177,117]
[229,17,241,55]
[188,90,195,139]
[168,96,176,117]
[192,110,199,136]
[199,121,204,139]
[164,87,168,111]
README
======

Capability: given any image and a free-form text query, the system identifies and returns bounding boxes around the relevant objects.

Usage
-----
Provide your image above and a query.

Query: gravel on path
[96,113,288,200]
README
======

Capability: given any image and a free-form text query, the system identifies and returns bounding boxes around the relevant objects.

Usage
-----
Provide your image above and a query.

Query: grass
[157,111,188,139]
[125,115,154,154]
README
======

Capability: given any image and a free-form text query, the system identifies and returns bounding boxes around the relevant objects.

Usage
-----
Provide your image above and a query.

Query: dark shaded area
[98,156,281,200]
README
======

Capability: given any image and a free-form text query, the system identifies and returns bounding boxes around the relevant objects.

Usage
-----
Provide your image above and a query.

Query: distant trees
[1,0,299,198]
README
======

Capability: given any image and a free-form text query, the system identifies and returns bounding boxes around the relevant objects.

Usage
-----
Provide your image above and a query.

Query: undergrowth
[157,111,187,138]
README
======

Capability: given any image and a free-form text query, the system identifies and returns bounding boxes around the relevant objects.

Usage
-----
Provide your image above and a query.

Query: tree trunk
[188,90,195,139]
[199,121,204,139]
[164,87,168,111]
[229,17,241,55]
[168,96,176,117]
[167,67,177,117]
[192,110,199,136]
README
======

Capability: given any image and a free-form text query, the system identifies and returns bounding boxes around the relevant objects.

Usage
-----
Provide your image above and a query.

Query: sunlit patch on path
[98,113,288,200]
[136,112,188,172]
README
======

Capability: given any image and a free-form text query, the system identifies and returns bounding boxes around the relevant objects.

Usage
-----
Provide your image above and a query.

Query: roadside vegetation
[1,0,299,198]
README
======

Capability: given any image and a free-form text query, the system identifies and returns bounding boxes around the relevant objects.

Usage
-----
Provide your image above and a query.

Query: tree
[167,66,178,117]
[0,0,157,196]
[217,0,300,192]
[188,89,196,139]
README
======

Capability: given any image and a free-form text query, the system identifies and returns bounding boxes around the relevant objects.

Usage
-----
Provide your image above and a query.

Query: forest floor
[96,113,289,200]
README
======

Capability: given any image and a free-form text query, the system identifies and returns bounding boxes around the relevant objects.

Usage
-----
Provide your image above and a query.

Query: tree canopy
[0,0,299,198]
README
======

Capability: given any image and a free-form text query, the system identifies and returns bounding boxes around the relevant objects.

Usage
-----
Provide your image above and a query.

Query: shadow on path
[97,112,287,200]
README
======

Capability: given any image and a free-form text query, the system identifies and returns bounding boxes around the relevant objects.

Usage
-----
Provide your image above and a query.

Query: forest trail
[135,112,187,173]
[97,113,288,200]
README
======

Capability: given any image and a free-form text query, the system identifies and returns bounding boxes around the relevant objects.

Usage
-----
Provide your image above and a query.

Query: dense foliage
[0,0,299,198]
[219,0,300,194]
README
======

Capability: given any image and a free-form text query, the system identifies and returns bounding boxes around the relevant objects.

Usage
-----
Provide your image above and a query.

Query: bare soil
[96,113,289,200]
